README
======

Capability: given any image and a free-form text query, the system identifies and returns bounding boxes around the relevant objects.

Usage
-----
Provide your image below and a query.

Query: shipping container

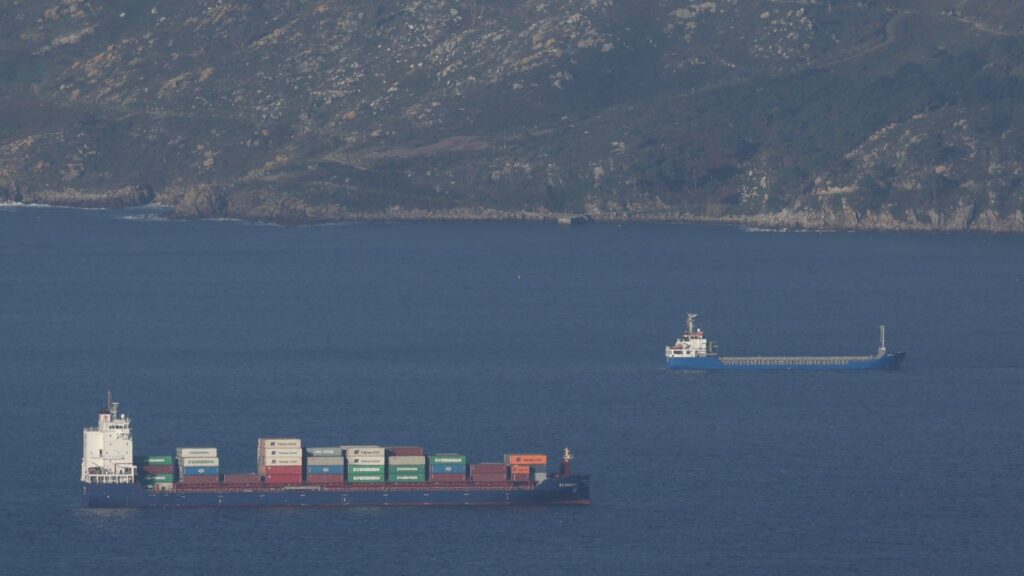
[387,446,425,456]
[176,448,217,458]
[179,475,219,485]
[143,483,174,491]
[347,456,386,466]
[179,457,219,467]
[430,464,467,474]
[388,474,426,483]
[510,473,531,483]
[470,474,507,483]
[348,465,385,474]
[136,455,174,466]
[387,465,426,473]
[510,464,531,475]
[306,474,345,484]
[306,456,344,466]
[305,447,343,457]
[306,464,344,475]
[264,476,303,485]
[429,473,466,483]
[140,464,174,475]
[181,466,219,476]
[533,472,549,482]
[223,473,260,485]
[261,448,302,458]
[471,463,507,474]
[261,457,303,466]
[342,446,385,457]
[504,454,548,466]
[388,455,427,466]
[348,475,385,483]
[429,454,467,465]
[258,438,302,449]
[141,474,175,483]
[262,465,303,475]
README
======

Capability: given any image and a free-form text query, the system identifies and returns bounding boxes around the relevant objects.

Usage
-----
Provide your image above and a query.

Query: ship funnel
[560,447,574,477]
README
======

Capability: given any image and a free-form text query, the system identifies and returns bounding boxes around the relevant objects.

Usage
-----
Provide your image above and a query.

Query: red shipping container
[141,465,175,475]
[429,473,466,483]
[223,473,260,485]
[264,475,303,485]
[511,473,531,483]
[179,475,220,485]
[387,446,425,456]
[470,463,507,474]
[306,474,345,485]
[263,465,302,475]
[471,474,507,483]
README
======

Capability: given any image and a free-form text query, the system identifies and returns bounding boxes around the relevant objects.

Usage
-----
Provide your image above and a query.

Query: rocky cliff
[2,0,1023,231]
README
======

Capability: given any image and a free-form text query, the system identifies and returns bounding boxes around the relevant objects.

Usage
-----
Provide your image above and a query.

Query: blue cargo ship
[666,314,906,371]
[81,395,590,508]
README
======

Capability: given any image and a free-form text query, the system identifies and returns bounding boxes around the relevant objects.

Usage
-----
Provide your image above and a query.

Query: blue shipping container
[430,464,466,474]
[306,465,344,475]
[182,466,220,476]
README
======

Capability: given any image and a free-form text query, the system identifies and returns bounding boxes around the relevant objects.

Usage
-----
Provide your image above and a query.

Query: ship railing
[85,473,136,484]
[720,355,874,366]
[167,482,538,494]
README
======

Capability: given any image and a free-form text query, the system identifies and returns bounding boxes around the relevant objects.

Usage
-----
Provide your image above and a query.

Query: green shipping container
[388,465,426,473]
[137,455,174,465]
[349,475,385,483]
[143,483,174,491]
[306,447,344,457]
[389,474,426,483]
[429,454,466,465]
[141,474,175,483]
[349,465,384,474]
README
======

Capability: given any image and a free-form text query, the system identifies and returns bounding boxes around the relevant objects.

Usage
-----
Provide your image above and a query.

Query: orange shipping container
[510,464,532,475]
[505,454,548,466]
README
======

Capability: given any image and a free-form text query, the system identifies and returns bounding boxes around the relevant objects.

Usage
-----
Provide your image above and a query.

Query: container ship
[81,394,590,508]
[666,314,906,371]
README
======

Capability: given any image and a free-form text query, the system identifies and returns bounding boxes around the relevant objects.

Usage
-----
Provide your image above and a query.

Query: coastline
[6,199,1024,234]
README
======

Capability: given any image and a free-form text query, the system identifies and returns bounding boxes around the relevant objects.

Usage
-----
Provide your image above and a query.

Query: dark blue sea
[1,206,1022,575]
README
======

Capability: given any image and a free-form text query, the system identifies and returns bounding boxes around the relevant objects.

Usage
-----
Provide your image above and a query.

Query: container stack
[429,454,467,483]
[344,445,385,483]
[505,454,548,484]
[387,447,426,483]
[137,455,175,490]
[177,448,220,485]
[305,446,344,485]
[259,438,303,485]
[469,463,508,484]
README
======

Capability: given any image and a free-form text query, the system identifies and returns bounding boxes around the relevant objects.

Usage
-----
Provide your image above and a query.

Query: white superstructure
[81,392,137,484]
[665,313,713,359]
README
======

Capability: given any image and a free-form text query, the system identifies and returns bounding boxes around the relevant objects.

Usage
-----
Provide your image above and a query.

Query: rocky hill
[2,0,1023,231]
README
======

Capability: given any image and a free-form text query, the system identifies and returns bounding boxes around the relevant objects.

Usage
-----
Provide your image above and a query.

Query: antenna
[879,325,886,353]
[107,390,119,418]
[687,313,698,334]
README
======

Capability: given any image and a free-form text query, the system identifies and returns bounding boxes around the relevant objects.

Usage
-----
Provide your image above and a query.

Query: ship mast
[879,325,886,354]
[560,447,574,477]
[687,313,698,334]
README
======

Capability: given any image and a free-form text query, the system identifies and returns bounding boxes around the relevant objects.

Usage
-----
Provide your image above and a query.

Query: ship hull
[82,476,591,508]
[667,352,906,371]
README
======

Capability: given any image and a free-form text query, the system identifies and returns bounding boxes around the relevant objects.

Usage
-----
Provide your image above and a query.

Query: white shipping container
[388,455,427,465]
[261,448,303,458]
[342,446,385,457]
[262,457,303,466]
[258,438,302,449]
[179,457,220,467]
[306,456,345,465]
[177,448,218,458]
[347,456,386,465]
